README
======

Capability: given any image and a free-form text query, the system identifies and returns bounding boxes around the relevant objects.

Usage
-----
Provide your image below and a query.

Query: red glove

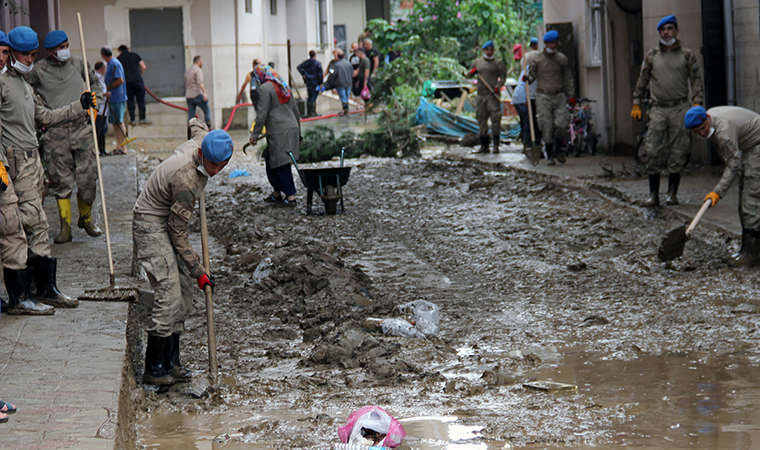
[568,97,577,107]
[494,87,500,95]
[522,74,527,82]
[197,273,215,291]
[469,67,477,76]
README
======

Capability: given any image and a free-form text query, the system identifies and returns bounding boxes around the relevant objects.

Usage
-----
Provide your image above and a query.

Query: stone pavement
[0,154,137,449]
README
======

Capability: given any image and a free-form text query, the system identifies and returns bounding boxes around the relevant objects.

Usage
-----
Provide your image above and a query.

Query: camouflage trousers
[0,198,28,271]
[644,103,691,175]
[739,146,760,231]
[133,215,195,338]
[6,146,51,259]
[536,92,570,144]
[40,119,98,204]
[476,94,502,138]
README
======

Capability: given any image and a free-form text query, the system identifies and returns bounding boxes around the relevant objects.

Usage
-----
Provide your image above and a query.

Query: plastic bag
[360,86,371,101]
[338,405,406,448]
[380,318,426,339]
[228,169,250,178]
[399,300,440,337]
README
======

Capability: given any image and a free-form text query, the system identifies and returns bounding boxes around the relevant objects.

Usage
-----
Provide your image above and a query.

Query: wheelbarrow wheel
[323,185,338,215]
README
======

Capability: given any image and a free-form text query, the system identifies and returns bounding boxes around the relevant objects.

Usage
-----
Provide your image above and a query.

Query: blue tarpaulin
[415,97,520,140]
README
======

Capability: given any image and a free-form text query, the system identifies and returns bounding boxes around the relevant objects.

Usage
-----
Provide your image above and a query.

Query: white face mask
[0,66,6,75]
[483,53,494,60]
[11,59,33,74]
[55,48,71,62]
[660,38,676,46]
[197,161,211,178]
[697,126,715,140]
[545,47,556,54]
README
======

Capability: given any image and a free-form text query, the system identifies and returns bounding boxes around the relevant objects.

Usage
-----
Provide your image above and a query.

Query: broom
[75,12,138,302]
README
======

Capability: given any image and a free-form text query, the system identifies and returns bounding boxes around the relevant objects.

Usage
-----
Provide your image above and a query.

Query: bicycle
[566,98,599,156]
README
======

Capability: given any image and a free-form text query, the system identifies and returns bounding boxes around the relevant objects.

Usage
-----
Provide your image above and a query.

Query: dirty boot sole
[78,217,103,237]
[169,366,193,382]
[6,305,55,316]
[36,295,79,308]
[143,373,176,386]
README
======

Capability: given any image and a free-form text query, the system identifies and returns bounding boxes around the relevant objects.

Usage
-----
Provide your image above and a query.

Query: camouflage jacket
[633,39,703,106]
[708,106,760,197]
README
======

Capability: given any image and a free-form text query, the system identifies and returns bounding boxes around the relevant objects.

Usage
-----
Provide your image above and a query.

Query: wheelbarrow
[288,149,351,215]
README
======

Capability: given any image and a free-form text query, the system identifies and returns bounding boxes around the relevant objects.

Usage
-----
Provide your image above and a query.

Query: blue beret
[482,40,494,49]
[657,15,677,30]
[201,130,234,163]
[684,106,708,129]
[43,30,68,49]
[8,26,38,52]
[0,31,7,47]
[543,30,559,43]
[529,37,538,45]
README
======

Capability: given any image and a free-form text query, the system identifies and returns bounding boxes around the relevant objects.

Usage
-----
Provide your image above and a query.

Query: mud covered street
[134,147,760,449]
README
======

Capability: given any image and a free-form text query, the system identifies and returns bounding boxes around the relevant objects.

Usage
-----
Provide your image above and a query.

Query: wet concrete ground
[2,120,759,449]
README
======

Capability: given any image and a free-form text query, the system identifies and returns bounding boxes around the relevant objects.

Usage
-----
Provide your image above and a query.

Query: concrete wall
[334,0,364,48]
[734,0,760,111]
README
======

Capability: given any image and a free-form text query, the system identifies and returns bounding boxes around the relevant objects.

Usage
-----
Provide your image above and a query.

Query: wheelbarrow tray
[296,166,351,215]
[297,166,351,192]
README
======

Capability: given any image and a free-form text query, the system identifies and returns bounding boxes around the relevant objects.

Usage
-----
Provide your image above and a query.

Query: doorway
[129,8,186,98]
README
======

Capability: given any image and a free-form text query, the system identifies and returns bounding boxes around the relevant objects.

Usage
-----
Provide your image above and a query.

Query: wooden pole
[77,12,115,288]
[199,192,218,383]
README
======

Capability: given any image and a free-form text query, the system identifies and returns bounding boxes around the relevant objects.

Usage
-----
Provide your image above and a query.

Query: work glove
[568,97,577,107]
[631,104,642,121]
[469,67,477,76]
[0,162,8,192]
[494,87,500,95]
[694,103,701,107]
[705,192,720,207]
[522,74,527,82]
[197,273,215,291]
[80,91,96,110]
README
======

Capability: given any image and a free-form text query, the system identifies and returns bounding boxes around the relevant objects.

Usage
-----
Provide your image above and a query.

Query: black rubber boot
[341,102,349,116]
[643,175,660,206]
[492,136,500,154]
[476,135,489,153]
[665,173,681,205]
[4,268,54,316]
[732,228,750,260]
[28,257,78,308]
[729,228,760,267]
[143,335,176,385]
[555,138,566,164]
[165,333,192,382]
[545,142,555,166]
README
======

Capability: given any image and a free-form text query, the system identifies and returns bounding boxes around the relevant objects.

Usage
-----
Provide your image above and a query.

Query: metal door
[129,8,186,98]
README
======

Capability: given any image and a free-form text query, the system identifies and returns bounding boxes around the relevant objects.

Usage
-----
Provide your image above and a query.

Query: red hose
[145,86,365,132]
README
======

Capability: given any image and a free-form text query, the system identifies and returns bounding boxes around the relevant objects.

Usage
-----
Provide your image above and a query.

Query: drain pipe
[234,0,240,97]
[592,0,612,150]
[724,0,736,105]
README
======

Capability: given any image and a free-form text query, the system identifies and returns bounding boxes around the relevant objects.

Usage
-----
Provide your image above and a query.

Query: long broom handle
[524,74,537,143]
[199,192,218,383]
[686,199,712,236]
[77,13,115,287]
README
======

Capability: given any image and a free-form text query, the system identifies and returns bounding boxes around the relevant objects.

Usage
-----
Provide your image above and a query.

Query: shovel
[199,192,218,383]
[523,77,541,166]
[658,199,712,261]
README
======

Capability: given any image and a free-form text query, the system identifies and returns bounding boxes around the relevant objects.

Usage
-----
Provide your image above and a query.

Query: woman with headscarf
[248,65,301,206]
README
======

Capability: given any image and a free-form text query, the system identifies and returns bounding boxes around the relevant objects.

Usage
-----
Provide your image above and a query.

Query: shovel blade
[523,144,542,166]
[658,225,687,262]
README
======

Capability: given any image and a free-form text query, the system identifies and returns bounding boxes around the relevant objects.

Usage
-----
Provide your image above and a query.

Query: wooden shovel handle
[524,77,537,143]
[686,199,712,236]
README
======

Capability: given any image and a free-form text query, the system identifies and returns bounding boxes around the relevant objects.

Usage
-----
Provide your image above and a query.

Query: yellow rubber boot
[54,199,73,244]
[77,200,103,237]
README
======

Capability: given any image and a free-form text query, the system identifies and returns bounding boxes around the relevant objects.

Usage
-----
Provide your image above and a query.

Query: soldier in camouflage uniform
[685,106,760,267]
[527,30,575,166]
[469,41,506,154]
[28,30,104,244]
[2,27,95,310]
[133,119,232,385]
[632,15,703,206]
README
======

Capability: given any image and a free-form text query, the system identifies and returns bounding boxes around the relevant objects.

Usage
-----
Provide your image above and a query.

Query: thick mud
[134,148,760,449]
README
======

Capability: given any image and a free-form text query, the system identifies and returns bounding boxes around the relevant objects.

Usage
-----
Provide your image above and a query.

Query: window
[315,0,328,47]
[245,0,252,13]
[271,0,277,15]
[589,0,602,66]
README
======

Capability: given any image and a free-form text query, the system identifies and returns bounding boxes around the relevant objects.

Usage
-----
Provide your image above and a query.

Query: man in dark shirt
[297,50,323,117]
[117,45,150,125]
[362,39,381,86]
